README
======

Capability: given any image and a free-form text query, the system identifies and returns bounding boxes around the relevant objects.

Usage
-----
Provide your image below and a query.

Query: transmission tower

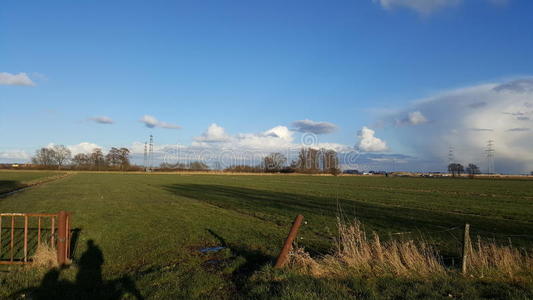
[143,142,148,171]
[447,146,455,173]
[486,140,495,174]
[148,135,154,171]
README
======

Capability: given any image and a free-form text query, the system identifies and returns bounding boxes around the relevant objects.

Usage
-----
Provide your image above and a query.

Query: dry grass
[31,243,58,268]
[288,219,532,281]
[288,219,445,278]
[467,236,533,279]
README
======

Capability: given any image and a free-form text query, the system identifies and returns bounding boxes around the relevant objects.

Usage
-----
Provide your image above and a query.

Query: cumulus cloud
[0,72,35,86]
[89,116,114,124]
[291,119,338,134]
[140,115,181,129]
[384,78,533,173]
[373,0,461,15]
[194,123,231,142]
[357,126,388,152]
[67,142,102,154]
[398,111,428,126]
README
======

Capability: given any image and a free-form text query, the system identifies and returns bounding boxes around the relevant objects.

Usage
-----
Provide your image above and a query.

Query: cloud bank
[385,78,533,173]
[0,72,35,86]
[140,115,181,129]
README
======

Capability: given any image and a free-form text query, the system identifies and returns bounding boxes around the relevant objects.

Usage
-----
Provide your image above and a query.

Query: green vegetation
[0,171,64,194]
[0,172,532,299]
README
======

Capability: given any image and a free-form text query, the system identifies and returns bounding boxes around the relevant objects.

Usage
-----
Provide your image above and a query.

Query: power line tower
[143,142,148,171]
[447,146,455,172]
[148,134,154,172]
[486,140,495,174]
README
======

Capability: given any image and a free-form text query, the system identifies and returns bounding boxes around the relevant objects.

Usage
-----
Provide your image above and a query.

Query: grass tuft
[31,243,58,268]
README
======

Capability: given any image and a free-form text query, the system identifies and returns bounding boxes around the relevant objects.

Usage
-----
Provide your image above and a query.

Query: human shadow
[12,240,143,300]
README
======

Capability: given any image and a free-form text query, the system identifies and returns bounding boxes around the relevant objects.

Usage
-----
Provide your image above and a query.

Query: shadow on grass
[0,180,23,197]
[164,184,533,256]
[12,240,143,300]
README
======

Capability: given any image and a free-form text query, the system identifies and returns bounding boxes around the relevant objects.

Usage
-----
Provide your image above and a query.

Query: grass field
[0,171,532,299]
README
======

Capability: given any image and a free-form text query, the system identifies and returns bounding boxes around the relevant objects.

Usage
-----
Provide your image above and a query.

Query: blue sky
[2,0,533,172]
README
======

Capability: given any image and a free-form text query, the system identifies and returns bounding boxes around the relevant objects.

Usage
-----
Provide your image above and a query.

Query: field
[0,171,532,299]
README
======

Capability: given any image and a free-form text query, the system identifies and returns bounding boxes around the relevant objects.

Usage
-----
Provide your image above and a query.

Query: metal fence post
[462,223,470,275]
[57,211,68,265]
[274,215,304,268]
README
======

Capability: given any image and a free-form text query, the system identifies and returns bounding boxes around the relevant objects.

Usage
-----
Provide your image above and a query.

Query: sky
[1,0,533,173]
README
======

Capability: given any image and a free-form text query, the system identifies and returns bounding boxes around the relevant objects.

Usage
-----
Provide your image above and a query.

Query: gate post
[57,211,68,265]
[274,215,304,268]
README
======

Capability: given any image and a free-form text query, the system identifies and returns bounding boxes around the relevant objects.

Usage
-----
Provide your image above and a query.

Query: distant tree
[448,163,464,177]
[51,145,71,170]
[322,149,340,175]
[189,161,209,171]
[466,163,481,178]
[31,147,56,168]
[531,171,533,176]
[295,148,320,173]
[106,147,121,168]
[72,153,91,169]
[263,153,287,172]
[90,148,106,171]
[118,148,130,170]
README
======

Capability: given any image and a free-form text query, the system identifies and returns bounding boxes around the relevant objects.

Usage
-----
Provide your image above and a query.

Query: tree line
[225,147,340,175]
[31,145,136,171]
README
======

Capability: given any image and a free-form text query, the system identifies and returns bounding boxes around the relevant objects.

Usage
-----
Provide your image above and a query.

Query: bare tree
[448,163,464,177]
[323,149,340,175]
[51,145,71,170]
[466,163,480,178]
[72,153,91,169]
[263,153,287,172]
[90,148,106,171]
[31,147,56,167]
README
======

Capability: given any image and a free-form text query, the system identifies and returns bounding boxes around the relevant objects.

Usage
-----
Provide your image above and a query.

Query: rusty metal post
[57,211,68,265]
[24,216,28,262]
[274,215,304,268]
[462,223,470,275]
[10,216,14,262]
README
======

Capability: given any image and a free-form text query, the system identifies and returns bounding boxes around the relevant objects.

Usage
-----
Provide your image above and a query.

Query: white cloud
[373,0,461,15]
[140,115,181,129]
[89,116,114,124]
[291,119,337,134]
[384,78,533,173]
[194,123,231,142]
[0,150,31,162]
[407,111,428,125]
[66,142,101,155]
[357,126,388,152]
[0,72,35,86]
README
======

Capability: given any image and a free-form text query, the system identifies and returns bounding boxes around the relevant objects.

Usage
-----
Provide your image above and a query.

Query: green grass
[0,170,64,194]
[0,172,531,299]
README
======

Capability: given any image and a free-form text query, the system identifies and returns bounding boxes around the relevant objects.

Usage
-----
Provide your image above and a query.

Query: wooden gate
[0,211,72,265]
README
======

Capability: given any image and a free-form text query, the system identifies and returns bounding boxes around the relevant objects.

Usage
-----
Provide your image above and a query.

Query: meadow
[0,171,532,299]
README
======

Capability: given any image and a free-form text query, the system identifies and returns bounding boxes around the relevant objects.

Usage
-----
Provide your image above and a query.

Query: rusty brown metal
[0,212,72,265]
[10,216,14,262]
[57,211,67,265]
[50,216,55,246]
[24,216,28,262]
[0,216,2,258]
[38,217,41,246]
[274,214,304,268]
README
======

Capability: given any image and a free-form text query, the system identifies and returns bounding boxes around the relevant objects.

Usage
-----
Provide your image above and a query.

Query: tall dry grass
[467,236,533,279]
[288,219,532,281]
[288,219,444,278]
